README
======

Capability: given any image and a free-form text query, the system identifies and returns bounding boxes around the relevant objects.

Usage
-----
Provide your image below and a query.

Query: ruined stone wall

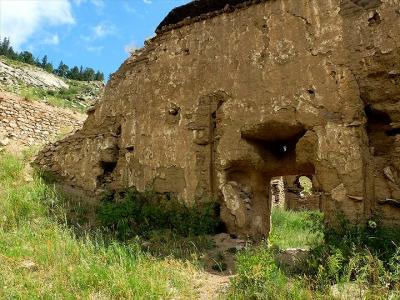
[36,0,400,240]
[284,176,321,211]
[270,177,286,209]
[0,92,84,146]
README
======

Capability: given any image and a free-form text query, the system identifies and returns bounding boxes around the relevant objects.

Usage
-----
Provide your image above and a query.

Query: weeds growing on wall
[97,189,221,240]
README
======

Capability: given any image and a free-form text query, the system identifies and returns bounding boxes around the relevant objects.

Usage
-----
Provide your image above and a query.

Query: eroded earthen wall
[284,176,321,211]
[36,0,400,240]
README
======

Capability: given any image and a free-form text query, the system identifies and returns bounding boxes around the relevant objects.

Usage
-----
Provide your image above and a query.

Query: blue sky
[0,0,189,77]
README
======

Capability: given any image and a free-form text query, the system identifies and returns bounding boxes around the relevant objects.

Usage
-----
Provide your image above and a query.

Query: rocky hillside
[0,56,104,111]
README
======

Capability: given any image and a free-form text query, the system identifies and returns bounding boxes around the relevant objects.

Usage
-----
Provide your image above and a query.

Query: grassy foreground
[1,151,400,299]
[0,153,198,299]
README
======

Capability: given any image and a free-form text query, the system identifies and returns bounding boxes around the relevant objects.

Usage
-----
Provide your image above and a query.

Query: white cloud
[143,0,152,4]
[0,0,74,49]
[123,2,137,13]
[73,0,104,7]
[90,0,105,7]
[81,22,117,42]
[43,34,60,46]
[93,24,115,38]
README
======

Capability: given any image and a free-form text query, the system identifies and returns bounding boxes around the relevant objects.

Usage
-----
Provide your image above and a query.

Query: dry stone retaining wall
[0,93,84,146]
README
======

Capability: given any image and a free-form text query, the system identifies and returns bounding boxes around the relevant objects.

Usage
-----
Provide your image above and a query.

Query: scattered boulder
[331,283,367,300]
[275,248,309,273]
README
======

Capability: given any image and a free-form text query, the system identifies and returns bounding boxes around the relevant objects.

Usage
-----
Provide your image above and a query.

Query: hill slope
[0,56,104,112]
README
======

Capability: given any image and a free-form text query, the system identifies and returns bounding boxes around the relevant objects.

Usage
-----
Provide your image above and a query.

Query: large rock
[35,0,400,240]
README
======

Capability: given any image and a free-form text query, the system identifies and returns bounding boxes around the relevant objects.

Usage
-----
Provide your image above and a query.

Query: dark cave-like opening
[365,105,395,156]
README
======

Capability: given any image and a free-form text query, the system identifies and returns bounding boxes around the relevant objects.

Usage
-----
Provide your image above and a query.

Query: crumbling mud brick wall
[284,176,321,211]
[36,0,400,240]
[270,177,286,209]
[0,92,84,146]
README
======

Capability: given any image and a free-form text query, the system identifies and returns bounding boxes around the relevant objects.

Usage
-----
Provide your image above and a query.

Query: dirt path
[195,233,248,299]
[197,273,232,300]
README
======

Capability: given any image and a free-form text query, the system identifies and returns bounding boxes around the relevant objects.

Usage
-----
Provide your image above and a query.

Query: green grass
[2,151,400,299]
[6,82,91,112]
[0,153,200,299]
[98,189,221,240]
[229,208,400,299]
[0,55,28,68]
[269,208,323,249]
[229,244,315,300]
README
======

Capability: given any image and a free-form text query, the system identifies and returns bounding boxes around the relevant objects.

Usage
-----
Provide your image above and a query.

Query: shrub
[306,217,400,295]
[97,189,221,240]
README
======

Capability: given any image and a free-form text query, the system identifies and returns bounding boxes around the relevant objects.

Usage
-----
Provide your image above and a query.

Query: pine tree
[41,55,48,68]
[44,62,53,73]
[0,37,11,56]
[55,61,69,77]
[18,51,35,65]
[82,67,95,81]
[79,65,83,80]
[68,66,80,80]
[94,71,104,81]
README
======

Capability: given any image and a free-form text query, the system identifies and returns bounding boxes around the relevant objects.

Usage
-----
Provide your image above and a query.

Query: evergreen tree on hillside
[0,37,11,55]
[79,65,84,80]
[82,68,95,81]
[95,71,104,81]
[41,55,48,68]
[40,55,53,73]
[68,66,81,80]
[55,61,69,78]
[1,36,104,82]
[18,51,35,65]
[44,62,54,73]
[35,58,41,67]
[0,37,17,59]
